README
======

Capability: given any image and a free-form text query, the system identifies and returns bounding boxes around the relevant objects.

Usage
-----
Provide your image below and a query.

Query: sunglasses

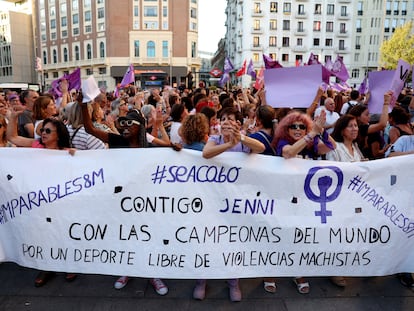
[289,124,307,130]
[40,128,55,134]
[119,120,140,127]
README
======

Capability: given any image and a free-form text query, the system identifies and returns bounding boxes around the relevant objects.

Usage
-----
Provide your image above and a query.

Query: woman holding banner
[272,109,336,294]
[6,110,77,286]
[200,107,265,302]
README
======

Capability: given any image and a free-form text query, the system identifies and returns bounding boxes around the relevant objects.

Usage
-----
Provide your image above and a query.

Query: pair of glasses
[119,120,140,127]
[40,128,55,134]
[289,124,307,130]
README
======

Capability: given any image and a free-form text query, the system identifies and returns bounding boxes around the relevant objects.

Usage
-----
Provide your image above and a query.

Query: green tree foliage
[380,21,414,69]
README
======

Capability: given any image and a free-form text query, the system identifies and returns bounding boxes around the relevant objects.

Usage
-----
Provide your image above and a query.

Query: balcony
[337,13,350,20]
[292,45,308,52]
[251,27,263,34]
[336,31,349,37]
[251,10,264,17]
[251,44,263,51]
[295,12,308,19]
[294,29,307,36]
[335,47,350,54]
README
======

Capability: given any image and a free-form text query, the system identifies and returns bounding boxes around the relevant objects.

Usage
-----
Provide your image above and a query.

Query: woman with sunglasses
[79,99,176,295]
[6,110,76,286]
[271,110,336,294]
[32,95,58,140]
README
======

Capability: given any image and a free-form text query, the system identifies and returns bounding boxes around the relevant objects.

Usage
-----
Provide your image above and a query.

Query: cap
[118,109,146,125]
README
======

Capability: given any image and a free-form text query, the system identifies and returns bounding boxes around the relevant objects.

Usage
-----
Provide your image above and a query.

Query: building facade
[34,0,201,91]
[223,0,414,88]
[0,1,36,84]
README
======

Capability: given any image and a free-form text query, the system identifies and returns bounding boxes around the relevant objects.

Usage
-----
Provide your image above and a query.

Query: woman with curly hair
[178,113,209,151]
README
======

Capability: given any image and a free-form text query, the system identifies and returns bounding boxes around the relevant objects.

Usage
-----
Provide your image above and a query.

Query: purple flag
[50,67,81,98]
[358,76,368,94]
[307,53,320,65]
[263,54,283,69]
[120,64,135,88]
[223,57,234,73]
[330,56,349,82]
[247,59,256,79]
[219,72,230,87]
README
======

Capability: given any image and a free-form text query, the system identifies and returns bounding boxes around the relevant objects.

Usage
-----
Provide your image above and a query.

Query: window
[352,69,360,79]
[282,54,289,62]
[98,67,106,74]
[63,47,68,62]
[325,39,332,47]
[84,0,91,7]
[73,27,79,35]
[163,6,167,17]
[134,40,140,57]
[162,41,168,58]
[313,38,320,46]
[356,19,362,32]
[50,19,56,29]
[147,41,155,57]
[51,32,56,40]
[282,37,289,47]
[61,30,67,37]
[327,4,334,15]
[254,20,260,30]
[341,6,347,16]
[85,25,92,33]
[87,43,92,59]
[98,7,104,19]
[253,53,260,62]
[72,0,78,11]
[190,8,197,18]
[297,21,304,32]
[270,2,277,13]
[326,21,333,32]
[134,5,139,16]
[253,36,260,47]
[98,22,105,31]
[357,1,363,15]
[74,45,80,60]
[269,19,277,30]
[297,38,303,46]
[144,21,158,29]
[99,42,105,58]
[315,4,322,14]
[313,21,321,31]
[298,4,305,14]
[73,13,79,24]
[86,68,93,75]
[283,20,290,30]
[269,36,277,47]
[53,49,57,63]
[43,51,47,64]
[60,3,67,14]
[191,42,197,58]
[61,16,67,27]
[144,6,158,16]
[254,2,261,14]
[53,72,59,78]
[283,2,291,13]
[339,40,345,50]
[340,23,346,33]
[85,11,91,22]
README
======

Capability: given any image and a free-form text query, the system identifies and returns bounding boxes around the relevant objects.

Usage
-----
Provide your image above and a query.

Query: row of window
[251,37,346,49]
[255,2,348,16]
[43,41,105,64]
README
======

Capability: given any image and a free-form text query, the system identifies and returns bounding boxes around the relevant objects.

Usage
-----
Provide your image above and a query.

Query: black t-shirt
[107,133,129,148]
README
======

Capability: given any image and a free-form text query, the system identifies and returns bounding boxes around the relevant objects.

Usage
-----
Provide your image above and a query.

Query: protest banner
[1,148,413,279]
[264,65,323,108]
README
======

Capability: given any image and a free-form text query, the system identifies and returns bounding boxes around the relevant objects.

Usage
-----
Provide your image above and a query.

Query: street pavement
[0,262,413,311]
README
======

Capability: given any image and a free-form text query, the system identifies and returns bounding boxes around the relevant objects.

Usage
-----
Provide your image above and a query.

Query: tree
[380,21,414,69]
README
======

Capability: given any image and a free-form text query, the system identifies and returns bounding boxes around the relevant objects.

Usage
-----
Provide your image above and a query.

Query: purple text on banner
[389,59,412,105]
[264,65,322,108]
[368,70,395,114]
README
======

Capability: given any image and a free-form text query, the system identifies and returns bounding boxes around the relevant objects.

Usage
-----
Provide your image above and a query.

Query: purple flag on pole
[358,76,368,94]
[219,72,230,87]
[263,54,283,69]
[247,59,256,79]
[330,56,349,82]
[50,67,81,98]
[223,57,234,73]
[120,64,135,88]
[307,53,320,65]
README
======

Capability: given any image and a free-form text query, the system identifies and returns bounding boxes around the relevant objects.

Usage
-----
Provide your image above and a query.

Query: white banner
[1,148,414,279]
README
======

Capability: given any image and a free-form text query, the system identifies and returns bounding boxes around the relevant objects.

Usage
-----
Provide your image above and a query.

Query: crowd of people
[1,80,414,301]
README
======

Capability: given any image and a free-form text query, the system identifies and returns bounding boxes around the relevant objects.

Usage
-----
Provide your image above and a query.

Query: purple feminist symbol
[304,166,343,224]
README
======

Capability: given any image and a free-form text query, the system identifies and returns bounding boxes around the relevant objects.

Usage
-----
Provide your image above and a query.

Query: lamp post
[169,48,172,86]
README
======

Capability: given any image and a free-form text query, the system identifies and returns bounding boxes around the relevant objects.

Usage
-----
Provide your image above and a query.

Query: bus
[0,83,41,93]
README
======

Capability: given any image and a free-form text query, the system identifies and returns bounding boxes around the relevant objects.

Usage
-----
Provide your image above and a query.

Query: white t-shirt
[314,107,340,134]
